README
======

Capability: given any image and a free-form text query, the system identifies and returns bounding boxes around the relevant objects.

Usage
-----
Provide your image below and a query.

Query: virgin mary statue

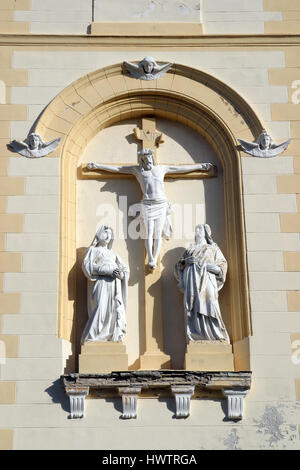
[175,224,230,343]
[81,225,129,343]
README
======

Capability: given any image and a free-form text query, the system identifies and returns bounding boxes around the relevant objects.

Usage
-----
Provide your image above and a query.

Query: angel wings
[123,56,173,81]
[238,131,290,158]
[7,133,61,159]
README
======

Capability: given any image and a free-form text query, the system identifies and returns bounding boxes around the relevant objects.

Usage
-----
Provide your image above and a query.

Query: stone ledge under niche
[62,370,251,421]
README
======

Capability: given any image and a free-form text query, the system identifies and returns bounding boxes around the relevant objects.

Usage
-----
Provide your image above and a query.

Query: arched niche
[34,62,263,370]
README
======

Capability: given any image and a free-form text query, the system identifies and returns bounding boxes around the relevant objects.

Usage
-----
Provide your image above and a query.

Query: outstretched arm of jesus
[164,163,215,174]
[87,162,136,174]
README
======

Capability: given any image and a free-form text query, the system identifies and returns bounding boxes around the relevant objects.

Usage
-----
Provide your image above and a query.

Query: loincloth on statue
[128,198,172,239]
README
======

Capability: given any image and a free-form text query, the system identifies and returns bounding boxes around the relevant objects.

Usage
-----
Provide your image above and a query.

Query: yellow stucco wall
[0,0,300,450]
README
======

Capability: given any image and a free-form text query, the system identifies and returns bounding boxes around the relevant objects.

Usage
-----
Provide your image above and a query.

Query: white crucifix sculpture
[86,119,216,270]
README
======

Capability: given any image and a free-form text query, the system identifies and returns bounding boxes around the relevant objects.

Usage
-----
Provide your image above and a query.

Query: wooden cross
[79,116,217,370]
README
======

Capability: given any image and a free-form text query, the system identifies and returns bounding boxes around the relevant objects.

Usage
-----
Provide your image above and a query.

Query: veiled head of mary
[195,224,214,245]
[95,225,114,249]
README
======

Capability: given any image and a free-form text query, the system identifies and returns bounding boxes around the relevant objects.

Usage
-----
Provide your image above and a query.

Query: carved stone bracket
[118,387,142,419]
[65,386,89,419]
[171,385,195,418]
[222,389,249,421]
[61,371,251,420]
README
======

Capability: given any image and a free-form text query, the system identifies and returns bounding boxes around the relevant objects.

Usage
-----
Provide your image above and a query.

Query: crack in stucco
[224,428,241,450]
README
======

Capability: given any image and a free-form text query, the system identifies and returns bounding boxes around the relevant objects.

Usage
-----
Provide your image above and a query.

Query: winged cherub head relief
[123,56,173,81]
[238,130,290,158]
[7,132,61,159]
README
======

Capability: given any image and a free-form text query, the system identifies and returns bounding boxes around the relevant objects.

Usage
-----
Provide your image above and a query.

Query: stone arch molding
[34,61,264,367]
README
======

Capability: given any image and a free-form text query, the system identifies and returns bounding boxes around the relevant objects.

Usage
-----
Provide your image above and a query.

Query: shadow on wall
[161,246,187,369]
[45,379,70,413]
[75,247,89,368]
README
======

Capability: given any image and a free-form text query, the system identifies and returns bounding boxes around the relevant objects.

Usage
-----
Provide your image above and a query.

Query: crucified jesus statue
[87,148,215,270]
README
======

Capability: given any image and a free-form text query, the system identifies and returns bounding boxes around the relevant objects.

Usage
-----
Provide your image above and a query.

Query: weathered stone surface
[62,370,251,394]
[62,371,251,421]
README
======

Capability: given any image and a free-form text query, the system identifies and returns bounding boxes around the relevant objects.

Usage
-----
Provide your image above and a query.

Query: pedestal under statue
[79,225,129,373]
[175,224,234,371]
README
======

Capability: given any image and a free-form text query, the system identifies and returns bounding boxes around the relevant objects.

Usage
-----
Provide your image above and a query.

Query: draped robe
[81,245,129,343]
[128,198,172,239]
[175,242,229,342]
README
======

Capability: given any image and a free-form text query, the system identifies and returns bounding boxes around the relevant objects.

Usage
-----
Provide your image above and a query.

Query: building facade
[0,0,300,450]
